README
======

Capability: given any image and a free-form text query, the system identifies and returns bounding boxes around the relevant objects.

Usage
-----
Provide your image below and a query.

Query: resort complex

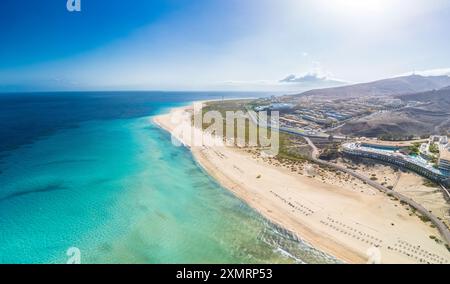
[343,136,450,187]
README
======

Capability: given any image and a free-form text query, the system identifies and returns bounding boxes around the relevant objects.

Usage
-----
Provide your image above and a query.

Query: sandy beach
[153,103,450,264]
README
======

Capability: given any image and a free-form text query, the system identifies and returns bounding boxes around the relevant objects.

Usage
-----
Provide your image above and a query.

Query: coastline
[153,102,450,264]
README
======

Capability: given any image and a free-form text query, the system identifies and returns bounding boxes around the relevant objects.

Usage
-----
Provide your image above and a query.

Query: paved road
[440,184,450,201]
[247,109,450,245]
[304,137,450,245]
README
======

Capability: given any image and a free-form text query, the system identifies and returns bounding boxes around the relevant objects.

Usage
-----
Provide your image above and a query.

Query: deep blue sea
[0,91,335,263]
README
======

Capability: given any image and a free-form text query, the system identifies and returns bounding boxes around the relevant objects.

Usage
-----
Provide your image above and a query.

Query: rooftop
[359,138,428,148]
[344,142,445,176]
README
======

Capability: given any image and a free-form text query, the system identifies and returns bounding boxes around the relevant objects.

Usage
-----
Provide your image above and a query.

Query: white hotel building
[343,142,450,187]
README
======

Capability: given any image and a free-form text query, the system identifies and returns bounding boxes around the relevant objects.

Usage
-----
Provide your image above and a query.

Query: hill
[289,75,450,99]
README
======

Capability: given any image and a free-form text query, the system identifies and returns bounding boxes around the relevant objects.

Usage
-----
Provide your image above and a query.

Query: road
[304,137,450,245]
[246,108,450,245]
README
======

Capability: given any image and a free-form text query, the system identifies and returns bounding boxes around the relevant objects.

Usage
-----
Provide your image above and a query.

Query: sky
[1,0,450,92]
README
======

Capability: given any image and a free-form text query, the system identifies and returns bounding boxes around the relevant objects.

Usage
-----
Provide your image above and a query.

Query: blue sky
[1,0,450,92]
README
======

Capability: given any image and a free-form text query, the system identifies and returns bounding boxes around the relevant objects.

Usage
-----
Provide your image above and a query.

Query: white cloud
[280,73,324,83]
[401,68,450,77]
[279,72,347,85]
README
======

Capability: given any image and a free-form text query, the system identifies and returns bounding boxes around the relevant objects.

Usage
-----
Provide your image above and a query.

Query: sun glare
[310,0,400,29]
[322,0,390,16]
[338,0,384,13]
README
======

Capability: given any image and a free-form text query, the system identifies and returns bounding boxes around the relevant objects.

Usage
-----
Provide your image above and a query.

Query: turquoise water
[0,93,336,264]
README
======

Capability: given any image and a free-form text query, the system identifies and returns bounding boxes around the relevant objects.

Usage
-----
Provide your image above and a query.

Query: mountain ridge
[335,87,450,138]
[288,74,450,99]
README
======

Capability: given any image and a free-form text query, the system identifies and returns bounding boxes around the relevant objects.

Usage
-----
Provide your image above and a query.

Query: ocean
[0,91,337,264]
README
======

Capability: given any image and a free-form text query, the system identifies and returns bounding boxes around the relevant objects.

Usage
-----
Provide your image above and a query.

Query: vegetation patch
[429,235,443,244]
[429,143,440,154]
[407,142,422,155]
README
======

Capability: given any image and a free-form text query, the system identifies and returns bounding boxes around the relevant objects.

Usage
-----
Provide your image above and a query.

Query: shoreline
[152,102,450,264]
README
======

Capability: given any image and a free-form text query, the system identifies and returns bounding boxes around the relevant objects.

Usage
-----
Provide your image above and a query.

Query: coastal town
[249,95,450,225]
[250,94,450,187]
